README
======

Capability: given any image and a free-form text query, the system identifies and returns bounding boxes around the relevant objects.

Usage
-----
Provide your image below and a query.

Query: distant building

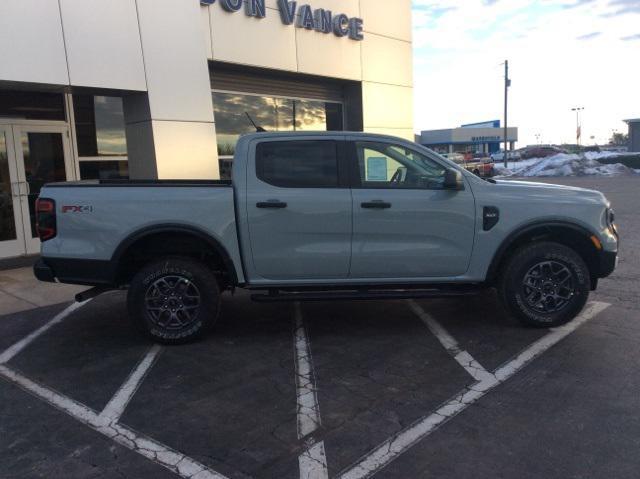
[418,120,518,155]
[625,119,640,152]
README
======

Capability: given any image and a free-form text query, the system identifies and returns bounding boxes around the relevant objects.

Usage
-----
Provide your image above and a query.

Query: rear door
[349,139,476,279]
[245,138,352,281]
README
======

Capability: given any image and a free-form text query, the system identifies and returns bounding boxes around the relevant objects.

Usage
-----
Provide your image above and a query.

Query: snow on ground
[495,153,637,178]
[584,151,639,161]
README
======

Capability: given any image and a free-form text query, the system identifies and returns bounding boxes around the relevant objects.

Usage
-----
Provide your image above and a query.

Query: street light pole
[571,107,584,146]
[503,60,510,168]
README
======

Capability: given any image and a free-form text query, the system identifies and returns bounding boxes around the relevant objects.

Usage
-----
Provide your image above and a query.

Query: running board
[75,286,113,303]
[251,288,480,303]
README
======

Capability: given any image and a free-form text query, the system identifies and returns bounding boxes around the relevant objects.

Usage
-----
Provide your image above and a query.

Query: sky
[411,0,640,146]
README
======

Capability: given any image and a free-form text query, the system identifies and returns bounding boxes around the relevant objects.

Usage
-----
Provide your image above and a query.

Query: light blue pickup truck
[34,132,618,344]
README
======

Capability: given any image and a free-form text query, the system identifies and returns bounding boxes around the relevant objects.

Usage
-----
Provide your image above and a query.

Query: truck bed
[38,180,244,285]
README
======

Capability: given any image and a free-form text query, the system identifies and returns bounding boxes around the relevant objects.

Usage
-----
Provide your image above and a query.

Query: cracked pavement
[0,176,638,478]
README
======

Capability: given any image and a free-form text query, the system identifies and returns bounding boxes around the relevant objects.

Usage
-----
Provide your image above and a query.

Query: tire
[498,242,590,328]
[127,257,220,344]
[473,169,480,176]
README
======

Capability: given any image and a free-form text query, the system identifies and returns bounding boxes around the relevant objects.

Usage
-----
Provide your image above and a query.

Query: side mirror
[443,168,464,190]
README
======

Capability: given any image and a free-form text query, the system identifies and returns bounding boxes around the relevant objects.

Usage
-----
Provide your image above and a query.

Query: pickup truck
[34,132,618,344]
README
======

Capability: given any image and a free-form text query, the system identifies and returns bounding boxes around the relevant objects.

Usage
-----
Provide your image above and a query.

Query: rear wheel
[498,242,590,327]
[127,257,220,344]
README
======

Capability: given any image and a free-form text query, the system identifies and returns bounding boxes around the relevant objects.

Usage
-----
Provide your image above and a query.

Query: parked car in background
[443,153,495,178]
[520,145,567,160]
[441,152,465,164]
[491,150,521,162]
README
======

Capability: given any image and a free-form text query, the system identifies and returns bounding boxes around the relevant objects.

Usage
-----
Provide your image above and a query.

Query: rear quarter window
[256,140,339,188]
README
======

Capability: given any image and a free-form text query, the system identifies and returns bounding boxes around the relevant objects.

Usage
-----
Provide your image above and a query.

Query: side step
[251,287,481,303]
[75,286,113,303]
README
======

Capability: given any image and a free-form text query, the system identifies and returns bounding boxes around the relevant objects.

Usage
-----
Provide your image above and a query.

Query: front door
[0,124,73,258]
[349,139,476,279]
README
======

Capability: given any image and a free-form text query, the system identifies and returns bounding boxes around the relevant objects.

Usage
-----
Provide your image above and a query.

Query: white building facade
[0,0,414,259]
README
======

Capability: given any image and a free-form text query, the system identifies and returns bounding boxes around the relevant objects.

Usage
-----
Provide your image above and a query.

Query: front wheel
[127,257,220,344]
[498,242,590,328]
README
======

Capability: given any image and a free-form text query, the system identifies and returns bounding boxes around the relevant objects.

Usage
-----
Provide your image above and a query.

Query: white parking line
[99,344,163,423]
[407,299,496,383]
[337,301,611,479]
[0,362,229,479]
[0,300,90,365]
[294,302,329,479]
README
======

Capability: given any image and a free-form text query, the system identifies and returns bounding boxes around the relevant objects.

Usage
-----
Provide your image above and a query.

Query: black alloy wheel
[128,257,220,344]
[499,242,590,328]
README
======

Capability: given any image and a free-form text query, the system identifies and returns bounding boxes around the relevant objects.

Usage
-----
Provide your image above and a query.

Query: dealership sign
[200,0,364,40]
[471,136,501,142]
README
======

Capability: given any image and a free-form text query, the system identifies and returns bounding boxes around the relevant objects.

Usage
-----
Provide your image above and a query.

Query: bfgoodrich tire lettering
[499,242,590,327]
[127,257,220,344]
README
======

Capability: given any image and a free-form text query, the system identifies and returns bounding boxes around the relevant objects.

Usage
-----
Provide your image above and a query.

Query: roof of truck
[239,131,416,141]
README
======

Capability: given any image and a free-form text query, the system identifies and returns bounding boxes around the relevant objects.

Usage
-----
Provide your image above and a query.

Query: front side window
[355,142,447,189]
[256,141,339,188]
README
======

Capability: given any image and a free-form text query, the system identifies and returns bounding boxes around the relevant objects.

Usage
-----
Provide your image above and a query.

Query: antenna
[245,112,266,132]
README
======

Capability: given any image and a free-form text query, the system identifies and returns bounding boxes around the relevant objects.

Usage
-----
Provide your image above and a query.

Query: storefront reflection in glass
[213,92,343,179]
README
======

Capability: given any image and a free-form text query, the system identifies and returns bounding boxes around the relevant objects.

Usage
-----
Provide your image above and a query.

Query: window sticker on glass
[366,157,388,181]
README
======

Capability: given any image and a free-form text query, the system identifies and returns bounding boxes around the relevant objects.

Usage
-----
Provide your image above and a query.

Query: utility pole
[503,60,510,168]
[571,107,584,146]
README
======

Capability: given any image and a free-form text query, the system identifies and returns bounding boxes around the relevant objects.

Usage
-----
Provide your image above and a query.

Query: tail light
[36,198,57,241]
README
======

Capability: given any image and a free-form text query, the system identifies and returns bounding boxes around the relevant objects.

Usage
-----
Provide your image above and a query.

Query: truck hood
[491,179,609,206]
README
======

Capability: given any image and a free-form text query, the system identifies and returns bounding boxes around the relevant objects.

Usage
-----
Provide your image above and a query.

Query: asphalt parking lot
[1,176,639,479]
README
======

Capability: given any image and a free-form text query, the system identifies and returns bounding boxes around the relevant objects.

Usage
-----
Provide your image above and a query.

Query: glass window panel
[293,100,343,132]
[294,100,327,131]
[73,95,128,157]
[21,132,67,237]
[0,132,17,242]
[213,92,294,157]
[0,90,65,121]
[256,141,338,188]
[79,160,129,180]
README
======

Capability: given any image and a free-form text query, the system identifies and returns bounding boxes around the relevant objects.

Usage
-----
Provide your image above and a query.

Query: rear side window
[256,141,339,188]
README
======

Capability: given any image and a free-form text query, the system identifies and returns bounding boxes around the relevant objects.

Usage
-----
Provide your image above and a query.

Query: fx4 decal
[62,205,94,213]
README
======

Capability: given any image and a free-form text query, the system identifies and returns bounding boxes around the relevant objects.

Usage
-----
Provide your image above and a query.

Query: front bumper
[597,222,619,279]
[598,250,617,279]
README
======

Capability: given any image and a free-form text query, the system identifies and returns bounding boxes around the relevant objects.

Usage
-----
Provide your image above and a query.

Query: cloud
[563,0,597,8]
[411,0,640,145]
[601,0,640,16]
[577,31,602,39]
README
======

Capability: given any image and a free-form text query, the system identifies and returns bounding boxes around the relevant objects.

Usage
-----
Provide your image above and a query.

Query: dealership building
[625,118,640,152]
[0,0,413,259]
[419,120,518,155]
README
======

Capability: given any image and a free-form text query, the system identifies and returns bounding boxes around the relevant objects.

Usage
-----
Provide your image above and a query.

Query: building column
[125,0,219,180]
[448,145,454,153]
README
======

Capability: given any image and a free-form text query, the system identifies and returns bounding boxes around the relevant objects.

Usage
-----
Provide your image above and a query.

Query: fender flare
[111,223,239,285]
[485,220,599,282]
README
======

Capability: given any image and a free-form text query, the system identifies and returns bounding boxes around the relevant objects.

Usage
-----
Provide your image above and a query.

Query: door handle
[361,201,392,209]
[257,200,288,209]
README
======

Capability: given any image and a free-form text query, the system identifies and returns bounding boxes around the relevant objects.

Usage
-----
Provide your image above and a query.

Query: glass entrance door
[0,126,26,258]
[0,124,73,258]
